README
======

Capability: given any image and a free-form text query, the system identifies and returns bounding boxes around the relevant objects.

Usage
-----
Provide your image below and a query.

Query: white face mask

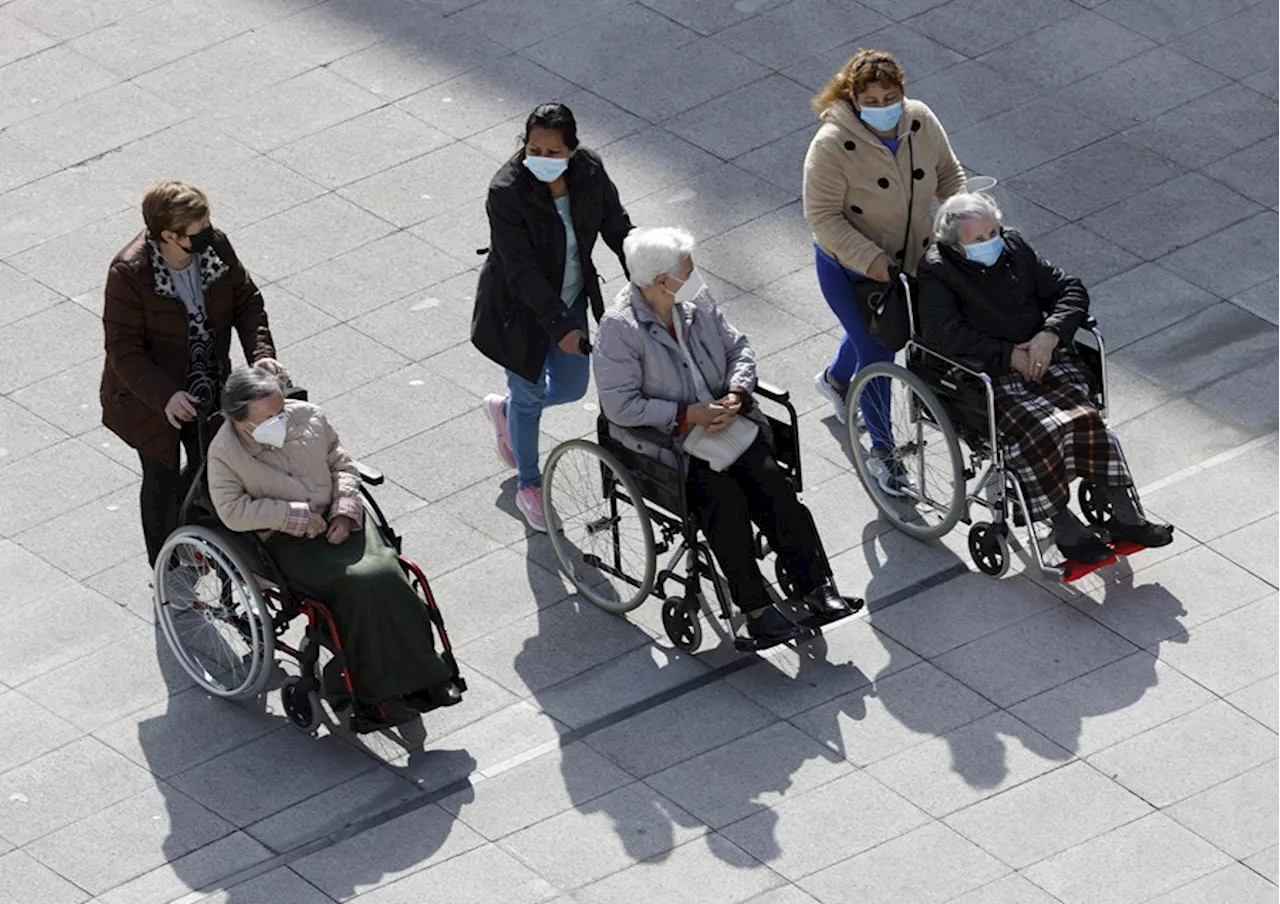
[669,268,705,305]
[250,412,288,448]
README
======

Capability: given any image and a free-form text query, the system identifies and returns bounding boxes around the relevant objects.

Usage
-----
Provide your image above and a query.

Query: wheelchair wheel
[661,597,702,652]
[545,439,656,614]
[154,525,273,699]
[280,676,322,734]
[846,362,965,540]
[968,522,1010,578]
[1077,481,1113,527]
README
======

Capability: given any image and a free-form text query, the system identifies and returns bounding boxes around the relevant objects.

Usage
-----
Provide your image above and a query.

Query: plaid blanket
[994,348,1131,522]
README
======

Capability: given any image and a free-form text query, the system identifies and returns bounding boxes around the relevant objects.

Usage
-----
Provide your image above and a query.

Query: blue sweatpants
[813,244,894,451]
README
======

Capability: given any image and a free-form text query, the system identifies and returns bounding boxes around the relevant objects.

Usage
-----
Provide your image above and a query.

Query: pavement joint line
[162,562,970,903]
[1137,430,1278,498]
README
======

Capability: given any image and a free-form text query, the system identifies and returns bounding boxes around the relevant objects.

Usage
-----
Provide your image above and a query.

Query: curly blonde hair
[811,49,906,117]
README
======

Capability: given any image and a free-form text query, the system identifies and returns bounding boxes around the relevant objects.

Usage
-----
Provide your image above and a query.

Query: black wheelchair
[151,388,465,734]
[842,275,1156,582]
[541,382,858,653]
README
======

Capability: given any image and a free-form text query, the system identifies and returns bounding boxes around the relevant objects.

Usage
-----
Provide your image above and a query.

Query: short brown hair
[141,181,210,239]
[812,49,907,117]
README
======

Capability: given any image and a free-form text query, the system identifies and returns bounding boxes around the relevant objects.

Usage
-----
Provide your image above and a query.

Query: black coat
[471,147,632,382]
[917,229,1089,376]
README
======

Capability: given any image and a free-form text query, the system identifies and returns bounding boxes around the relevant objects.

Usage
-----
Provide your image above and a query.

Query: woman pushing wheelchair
[917,193,1173,565]
[591,227,863,645]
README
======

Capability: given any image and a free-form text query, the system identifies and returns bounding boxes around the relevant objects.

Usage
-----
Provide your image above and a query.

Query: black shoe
[1107,520,1175,549]
[802,584,855,618]
[746,607,802,643]
[409,680,462,711]
[357,698,420,729]
[1058,534,1114,565]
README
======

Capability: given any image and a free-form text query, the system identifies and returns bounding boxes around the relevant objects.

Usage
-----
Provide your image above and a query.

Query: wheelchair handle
[578,336,592,355]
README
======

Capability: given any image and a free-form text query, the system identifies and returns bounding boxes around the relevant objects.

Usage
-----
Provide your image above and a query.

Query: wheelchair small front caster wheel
[281,676,322,734]
[968,522,1010,578]
[1078,481,1113,527]
[662,597,702,652]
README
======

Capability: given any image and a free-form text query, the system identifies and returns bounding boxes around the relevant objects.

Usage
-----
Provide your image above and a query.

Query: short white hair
[623,226,696,288]
[932,192,1003,246]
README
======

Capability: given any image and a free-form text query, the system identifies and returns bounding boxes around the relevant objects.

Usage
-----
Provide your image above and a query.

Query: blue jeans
[505,299,590,489]
[814,244,894,451]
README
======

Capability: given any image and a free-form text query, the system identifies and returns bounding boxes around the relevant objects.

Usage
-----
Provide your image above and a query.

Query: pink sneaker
[484,394,516,469]
[516,486,561,533]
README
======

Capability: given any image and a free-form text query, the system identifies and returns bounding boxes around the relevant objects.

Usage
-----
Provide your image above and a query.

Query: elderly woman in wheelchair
[154,365,463,734]
[840,191,1171,580]
[542,226,862,651]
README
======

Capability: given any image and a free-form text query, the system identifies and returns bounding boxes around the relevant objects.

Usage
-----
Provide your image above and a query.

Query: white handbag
[682,416,759,472]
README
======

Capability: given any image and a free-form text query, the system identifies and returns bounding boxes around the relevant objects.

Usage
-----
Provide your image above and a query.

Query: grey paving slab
[194,867,335,904]
[944,759,1152,868]
[715,0,889,70]
[575,834,785,904]
[206,68,383,153]
[783,25,964,91]
[0,736,153,846]
[521,4,700,86]
[0,849,88,904]
[798,821,1008,904]
[1093,0,1253,41]
[697,203,813,292]
[498,782,708,890]
[0,301,102,395]
[977,10,1155,92]
[1052,46,1231,129]
[180,157,327,233]
[1229,673,1280,733]
[0,585,142,687]
[279,324,411,404]
[909,0,1078,58]
[583,679,778,778]
[947,874,1062,904]
[367,409,520,503]
[0,690,81,775]
[721,770,929,881]
[593,126,723,207]
[909,60,1028,134]
[1158,212,1278,302]
[865,711,1070,817]
[1171,2,1278,80]
[291,802,484,902]
[15,487,143,580]
[626,163,797,248]
[732,127,818,200]
[1154,597,1278,697]
[1088,263,1219,353]
[0,131,59,196]
[337,141,497,229]
[1024,812,1233,904]
[1166,760,1278,862]
[1245,846,1279,885]
[231,193,396,283]
[1124,84,1278,172]
[1146,863,1279,904]
[168,728,377,828]
[1089,700,1276,807]
[376,501,502,581]
[347,274,487,362]
[645,722,853,829]
[24,784,232,895]
[94,830,272,904]
[0,46,118,131]
[635,0,788,35]
[1206,140,1279,212]
[949,97,1114,182]
[742,887,823,904]
[1032,223,1144,288]
[1103,397,1254,486]
[348,843,560,904]
[0,395,67,468]
[1230,278,1280,328]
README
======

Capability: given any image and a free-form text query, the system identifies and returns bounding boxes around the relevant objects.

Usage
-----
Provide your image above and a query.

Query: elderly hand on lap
[687,392,745,433]
[1014,331,1058,382]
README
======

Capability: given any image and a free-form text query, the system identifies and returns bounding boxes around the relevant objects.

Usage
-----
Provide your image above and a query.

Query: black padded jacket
[916,229,1089,376]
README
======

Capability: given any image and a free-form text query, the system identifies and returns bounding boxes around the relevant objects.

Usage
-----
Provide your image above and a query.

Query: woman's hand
[558,329,587,356]
[305,511,327,539]
[867,254,893,284]
[326,515,355,545]
[164,391,200,428]
[687,401,737,433]
[1009,347,1036,382]
[255,357,292,385]
[1019,330,1059,380]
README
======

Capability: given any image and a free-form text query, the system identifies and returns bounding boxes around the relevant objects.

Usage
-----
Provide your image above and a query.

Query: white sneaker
[867,455,910,497]
[813,370,848,425]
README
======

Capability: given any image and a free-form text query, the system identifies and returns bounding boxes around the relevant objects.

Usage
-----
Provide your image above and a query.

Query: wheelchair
[843,275,1154,582]
[542,383,858,653]
[151,388,466,735]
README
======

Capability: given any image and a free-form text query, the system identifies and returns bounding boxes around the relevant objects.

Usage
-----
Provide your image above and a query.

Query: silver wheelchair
[541,383,858,653]
[843,276,1150,582]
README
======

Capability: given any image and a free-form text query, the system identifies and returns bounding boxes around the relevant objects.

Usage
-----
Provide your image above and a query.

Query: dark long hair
[522,103,580,150]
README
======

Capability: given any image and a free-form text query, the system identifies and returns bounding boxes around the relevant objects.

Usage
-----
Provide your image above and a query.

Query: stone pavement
[0,0,1277,901]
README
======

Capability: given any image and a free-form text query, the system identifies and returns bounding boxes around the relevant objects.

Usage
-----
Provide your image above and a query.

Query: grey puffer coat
[592,283,763,466]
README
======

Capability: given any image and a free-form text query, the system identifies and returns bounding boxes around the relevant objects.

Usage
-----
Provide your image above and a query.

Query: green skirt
[268,523,452,704]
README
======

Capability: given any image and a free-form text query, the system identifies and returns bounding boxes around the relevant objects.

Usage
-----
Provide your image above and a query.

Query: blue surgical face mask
[523,154,569,183]
[859,101,903,133]
[963,233,1005,267]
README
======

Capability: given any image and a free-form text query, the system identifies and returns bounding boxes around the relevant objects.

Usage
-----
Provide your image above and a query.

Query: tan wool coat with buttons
[207,400,361,537]
[803,98,966,277]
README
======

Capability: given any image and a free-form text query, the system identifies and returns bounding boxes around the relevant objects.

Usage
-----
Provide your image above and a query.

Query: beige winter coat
[207,399,363,537]
[803,98,966,277]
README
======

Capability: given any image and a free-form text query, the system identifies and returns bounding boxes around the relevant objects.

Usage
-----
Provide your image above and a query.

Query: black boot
[1058,533,1114,565]
[408,680,462,711]
[1108,520,1175,549]
[802,584,862,617]
[746,607,802,643]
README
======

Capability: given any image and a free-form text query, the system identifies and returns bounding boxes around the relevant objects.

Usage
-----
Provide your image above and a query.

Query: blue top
[879,136,900,155]
[554,195,583,307]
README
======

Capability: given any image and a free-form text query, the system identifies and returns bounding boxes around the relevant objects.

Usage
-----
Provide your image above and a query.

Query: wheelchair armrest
[1081,315,1097,330]
[285,385,309,402]
[354,461,384,485]
[753,381,789,404]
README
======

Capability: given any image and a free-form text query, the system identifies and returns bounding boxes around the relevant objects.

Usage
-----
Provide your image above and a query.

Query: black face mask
[182,226,215,256]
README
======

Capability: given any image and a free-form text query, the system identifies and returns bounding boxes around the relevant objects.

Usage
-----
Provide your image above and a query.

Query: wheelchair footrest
[794,605,862,633]
[733,624,819,653]
[1060,554,1118,583]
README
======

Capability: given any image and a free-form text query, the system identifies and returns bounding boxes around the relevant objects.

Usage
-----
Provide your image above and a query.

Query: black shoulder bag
[839,134,917,353]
